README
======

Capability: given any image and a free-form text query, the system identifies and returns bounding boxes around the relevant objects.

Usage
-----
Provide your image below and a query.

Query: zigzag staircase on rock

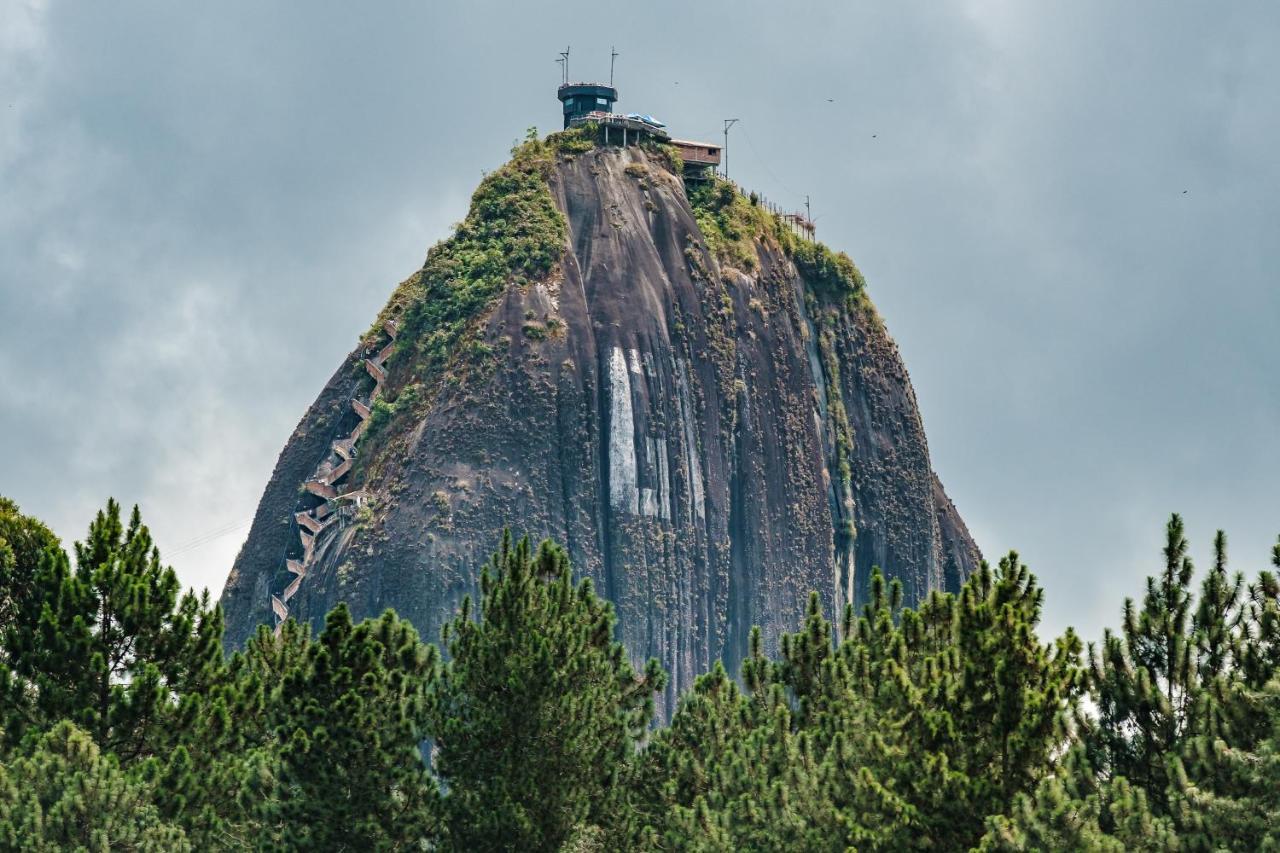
[270,320,398,633]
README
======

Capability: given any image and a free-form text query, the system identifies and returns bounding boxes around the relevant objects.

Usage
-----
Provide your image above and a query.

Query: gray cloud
[1,0,1276,642]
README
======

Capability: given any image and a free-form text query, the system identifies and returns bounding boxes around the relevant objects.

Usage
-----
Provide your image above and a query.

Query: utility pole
[805,194,812,238]
[610,47,619,86]
[723,118,739,180]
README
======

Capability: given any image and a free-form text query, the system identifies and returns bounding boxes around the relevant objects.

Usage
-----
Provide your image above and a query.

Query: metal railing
[713,174,816,241]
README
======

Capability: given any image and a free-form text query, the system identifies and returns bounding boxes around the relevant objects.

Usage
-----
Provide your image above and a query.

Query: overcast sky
[2,0,1277,642]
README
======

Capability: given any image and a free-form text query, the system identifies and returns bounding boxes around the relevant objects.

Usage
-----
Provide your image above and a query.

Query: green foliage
[0,496,59,615]
[0,498,269,847]
[637,555,1080,850]
[637,631,905,851]
[686,178,773,272]
[789,236,867,300]
[263,605,440,850]
[393,136,566,380]
[650,141,683,174]
[6,496,1280,849]
[351,131,572,468]
[0,497,61,745]
[1172,679,1280,849]
[1086,514,1201,805]
[0,498,226,764]
[686,176,865,301]
[0,722,190,851]
[430,533,666,851]
[985,517,1280,851]
[980,764,1179,852]
[547,123,598,155]
[360,381,422,448]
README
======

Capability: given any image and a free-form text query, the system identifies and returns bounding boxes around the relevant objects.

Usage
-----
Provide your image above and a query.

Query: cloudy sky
[2,0,1276,642]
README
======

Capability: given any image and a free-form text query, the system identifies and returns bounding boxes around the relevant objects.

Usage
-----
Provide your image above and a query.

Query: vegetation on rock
[398,134,564,356]
[354,128,572,464]
[371,127,573,349]
[687,176,866,304]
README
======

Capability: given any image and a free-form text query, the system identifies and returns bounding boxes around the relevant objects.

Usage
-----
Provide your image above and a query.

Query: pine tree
[144,621,282,850]
[0,497,60,632]
[0,498,261,846]
[3,500,225,759]
[952,554,1082,817]
[0,497,62,748]
[264,605,439,851]
[979,755,1180,852]
[1240,539,1280,690]
[1087,514,1198,808]
[640,629,861,851]
[431,533,665,851]
[1173,679,1280,849]
[997,517,1280,850]
[840,559,1079,849]
[643,556,1077,851]
[0,721,189,851]
[778,591,920,849]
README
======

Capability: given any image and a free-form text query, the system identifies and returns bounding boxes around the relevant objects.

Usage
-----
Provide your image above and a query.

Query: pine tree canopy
[4,496,1280,850]
[430,532,666,851]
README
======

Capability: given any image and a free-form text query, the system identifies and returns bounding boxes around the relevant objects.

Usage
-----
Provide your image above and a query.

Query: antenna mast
[559,46,571,84]
[723,118,739,179]
[610,46,619,86]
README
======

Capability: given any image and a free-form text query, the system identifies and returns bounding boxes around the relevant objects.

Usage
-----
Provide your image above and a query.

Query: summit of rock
[220,128,980,711]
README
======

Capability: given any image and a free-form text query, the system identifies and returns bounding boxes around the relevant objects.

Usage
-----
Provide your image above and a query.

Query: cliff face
[220,138,979,709]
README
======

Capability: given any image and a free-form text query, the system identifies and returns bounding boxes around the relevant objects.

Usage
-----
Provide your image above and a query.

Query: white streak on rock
[656,439,672,521]
[674,358,705,521]
[641,438,659,518]
[608,347,639,514]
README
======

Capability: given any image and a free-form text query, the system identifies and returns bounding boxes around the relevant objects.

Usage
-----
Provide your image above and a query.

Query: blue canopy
[624,113,666,129]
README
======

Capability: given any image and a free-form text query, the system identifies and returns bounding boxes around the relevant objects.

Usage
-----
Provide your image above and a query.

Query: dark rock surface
[220,145,980,711]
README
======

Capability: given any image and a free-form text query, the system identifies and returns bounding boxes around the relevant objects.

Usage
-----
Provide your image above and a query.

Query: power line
[737,123,804,202]
[166,517,252,558]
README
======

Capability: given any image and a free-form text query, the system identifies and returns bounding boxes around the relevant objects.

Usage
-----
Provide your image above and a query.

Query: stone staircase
[270,319,398,633]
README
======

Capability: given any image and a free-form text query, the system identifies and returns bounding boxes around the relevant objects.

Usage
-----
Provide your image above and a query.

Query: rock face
[220,141,979,710]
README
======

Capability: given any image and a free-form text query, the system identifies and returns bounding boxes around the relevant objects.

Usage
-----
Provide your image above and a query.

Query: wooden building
[670,138,722,180]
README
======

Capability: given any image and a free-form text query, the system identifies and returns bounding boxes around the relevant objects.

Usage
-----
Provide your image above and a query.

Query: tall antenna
[723,118,739,179]
[610,46,619,86]
[559,46,571,84]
